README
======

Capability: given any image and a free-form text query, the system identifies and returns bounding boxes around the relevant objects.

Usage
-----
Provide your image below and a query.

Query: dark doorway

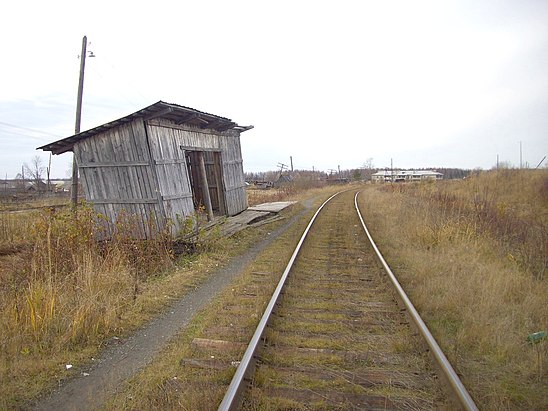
[185,149,226,216]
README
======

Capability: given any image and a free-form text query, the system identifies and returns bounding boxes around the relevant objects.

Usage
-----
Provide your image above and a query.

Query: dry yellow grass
[0,184,337,409]
[5,173,543,409]
[0,203,241,409]
[0,211,36,250]
[357,169,547,410]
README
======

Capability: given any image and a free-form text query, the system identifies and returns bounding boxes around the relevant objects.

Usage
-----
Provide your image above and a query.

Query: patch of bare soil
[31,207,309,411]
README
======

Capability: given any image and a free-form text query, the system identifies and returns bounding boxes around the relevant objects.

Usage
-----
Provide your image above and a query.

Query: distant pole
[290,156,293,172]
[72,35,88,209]
[519,141,523,169]
[391,158,393,182]
[535,156,546,169]
[497,154,499,170]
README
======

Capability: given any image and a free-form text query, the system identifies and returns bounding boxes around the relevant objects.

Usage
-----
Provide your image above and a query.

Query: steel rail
[354,191,478,411]
[218,191,342,411]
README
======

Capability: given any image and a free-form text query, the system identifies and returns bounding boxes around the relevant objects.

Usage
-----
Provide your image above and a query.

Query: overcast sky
[1,0,547,178]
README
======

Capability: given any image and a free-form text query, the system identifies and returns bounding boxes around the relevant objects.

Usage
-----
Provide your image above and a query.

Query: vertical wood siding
[147,120,248,218]
[219,130,248,215]
[74,117,248,239]
[145,121,194,234]
[74,119,161,238]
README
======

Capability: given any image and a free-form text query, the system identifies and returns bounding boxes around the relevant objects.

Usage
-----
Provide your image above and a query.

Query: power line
[0,127,55,142]
[0,121,61,138]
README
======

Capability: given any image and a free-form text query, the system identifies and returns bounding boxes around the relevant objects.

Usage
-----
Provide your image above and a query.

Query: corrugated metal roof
[38,101,253,155]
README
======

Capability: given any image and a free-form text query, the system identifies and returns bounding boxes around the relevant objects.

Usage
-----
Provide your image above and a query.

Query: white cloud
[1,0,547,177]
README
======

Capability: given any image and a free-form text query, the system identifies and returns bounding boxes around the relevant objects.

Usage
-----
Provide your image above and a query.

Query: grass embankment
[358,169,547,410]
[0,203,260,409]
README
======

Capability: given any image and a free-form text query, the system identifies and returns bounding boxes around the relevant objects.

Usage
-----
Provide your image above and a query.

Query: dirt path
[32,206,310,411]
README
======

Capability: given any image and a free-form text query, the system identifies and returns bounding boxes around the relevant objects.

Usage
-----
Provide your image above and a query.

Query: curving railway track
[218,190,477,410]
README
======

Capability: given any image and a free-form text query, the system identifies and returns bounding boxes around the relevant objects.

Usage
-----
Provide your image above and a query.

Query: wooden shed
[38,101,253,238]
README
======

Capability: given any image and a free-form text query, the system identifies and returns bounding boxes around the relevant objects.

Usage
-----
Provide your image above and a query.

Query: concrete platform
[219,201,296,237]
[248,201,297,213]
[176,201,297,247]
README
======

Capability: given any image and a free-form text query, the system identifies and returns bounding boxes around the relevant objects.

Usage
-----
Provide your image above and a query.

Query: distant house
[50,179,72,192]
[38,101,253,238]
[0,180,22,192]
[371,170,443,183]
[27,180,48,192]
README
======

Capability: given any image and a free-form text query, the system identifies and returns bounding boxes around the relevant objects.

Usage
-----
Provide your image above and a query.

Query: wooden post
[213,152,226,215]
[198,151,214,221]
[72,35,88,209]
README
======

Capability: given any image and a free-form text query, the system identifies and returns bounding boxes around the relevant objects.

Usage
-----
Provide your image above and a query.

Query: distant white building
[371,170,443,183]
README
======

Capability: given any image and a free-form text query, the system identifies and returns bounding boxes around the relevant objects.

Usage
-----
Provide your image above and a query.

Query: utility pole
[535,156,546,169]
[72,35,88,209]
[519,141,523,169]
[277,162,288,180]
[290,156,293,172]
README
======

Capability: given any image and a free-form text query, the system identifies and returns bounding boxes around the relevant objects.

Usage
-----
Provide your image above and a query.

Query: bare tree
[23,155,46,191]
[362,158,375,181]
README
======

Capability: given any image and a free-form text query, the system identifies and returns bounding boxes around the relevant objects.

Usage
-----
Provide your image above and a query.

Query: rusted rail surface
[219,192,477,410]
[218,192,340,410]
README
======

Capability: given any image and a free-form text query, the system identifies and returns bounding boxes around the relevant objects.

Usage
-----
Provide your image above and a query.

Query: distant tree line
[245,167,472,183]
[245,167,472,184]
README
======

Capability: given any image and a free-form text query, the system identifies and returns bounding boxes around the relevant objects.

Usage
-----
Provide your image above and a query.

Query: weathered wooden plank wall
[219,130,248,215]
[147,120,247,218]
[74,118,248,239]
[145,121,194,234]
[74,119,161,238]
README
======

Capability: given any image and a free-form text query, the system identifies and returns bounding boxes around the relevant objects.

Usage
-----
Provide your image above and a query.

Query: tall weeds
[384,169,547,279]
[0,211,35,252]
[360,169,547,409]
[0,204,174,407]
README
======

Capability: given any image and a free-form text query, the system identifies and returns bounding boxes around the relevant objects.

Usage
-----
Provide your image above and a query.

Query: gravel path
[32,207,309,411]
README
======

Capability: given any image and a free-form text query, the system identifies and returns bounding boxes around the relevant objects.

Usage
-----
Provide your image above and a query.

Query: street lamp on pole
[71,35,95,208]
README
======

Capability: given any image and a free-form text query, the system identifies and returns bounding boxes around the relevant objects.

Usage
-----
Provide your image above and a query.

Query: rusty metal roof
[38,101,253,155]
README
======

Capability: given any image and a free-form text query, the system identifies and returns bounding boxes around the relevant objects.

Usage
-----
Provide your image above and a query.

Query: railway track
[218,190,477,410]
